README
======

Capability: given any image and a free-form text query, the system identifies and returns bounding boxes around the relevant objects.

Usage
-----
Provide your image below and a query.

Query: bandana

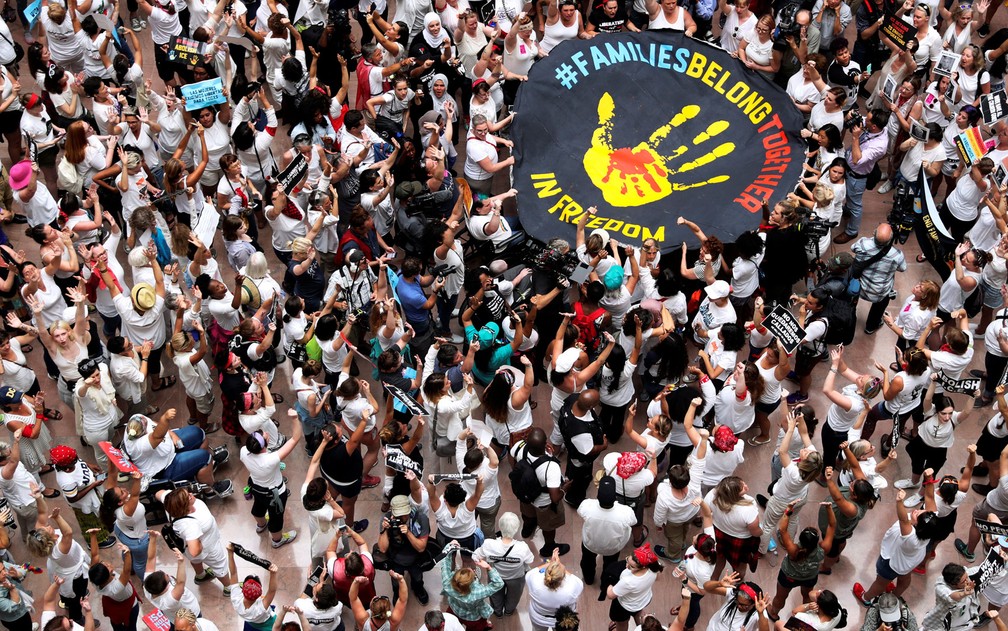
[738,584,758,602]
[712,426,738,452]
[633,543,659,566]
[615,451,647,479]
[281,199,302,221]
[50,445,78,468]
[241,392,256,411]
[241,579,262,600]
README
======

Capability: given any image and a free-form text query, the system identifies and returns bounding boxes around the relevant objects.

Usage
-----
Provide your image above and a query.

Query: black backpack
[812,275,857,347]
[509,452,553,504]
[161,515,192,551]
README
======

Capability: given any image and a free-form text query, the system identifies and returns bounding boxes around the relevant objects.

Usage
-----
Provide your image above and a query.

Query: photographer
[377,493,432,605]
[863,592,919,631]
[429,219,465,342]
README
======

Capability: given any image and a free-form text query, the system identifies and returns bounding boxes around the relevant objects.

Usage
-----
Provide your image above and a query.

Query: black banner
[386,383,429,418]
[385,445,423,476]
[231,542,271,569]
[511,31,804,252]
[761,304,806,354]
[167,36,208,67]
[936,370,981,395]
[277,152,308,197]
[982,90,1008,127]
[977,520,1008,537]
[432,472,478,483]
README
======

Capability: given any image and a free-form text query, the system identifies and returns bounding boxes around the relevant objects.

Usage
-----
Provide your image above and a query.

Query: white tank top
[540,17,579,54]
[51,342,87,382]
[825,384,867,433]
[757,358,782,405]
[649,7,684,29]
[0,462,37,508]
[504,34,538,77]
[885,370,931,414]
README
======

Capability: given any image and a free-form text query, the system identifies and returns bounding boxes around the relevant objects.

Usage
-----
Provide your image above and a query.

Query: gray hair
[424,611,445,629]
[244,252,269,280]
[498,512,521,539]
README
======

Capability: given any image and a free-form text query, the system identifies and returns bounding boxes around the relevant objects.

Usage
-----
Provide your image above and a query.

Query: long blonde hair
[712,476,753,512]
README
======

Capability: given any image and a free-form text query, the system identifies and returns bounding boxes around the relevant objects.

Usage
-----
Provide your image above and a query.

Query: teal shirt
[440,561,504,621]
[464,325,514,385]
[0,564,29,622]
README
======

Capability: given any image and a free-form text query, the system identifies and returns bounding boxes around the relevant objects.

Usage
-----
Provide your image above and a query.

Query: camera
[773,2,802,41]
[845,110,864,130]
[887,181,916,244]
[430,263,457,279]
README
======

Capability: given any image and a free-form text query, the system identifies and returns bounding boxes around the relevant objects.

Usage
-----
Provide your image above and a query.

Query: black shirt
[588,5,628,32]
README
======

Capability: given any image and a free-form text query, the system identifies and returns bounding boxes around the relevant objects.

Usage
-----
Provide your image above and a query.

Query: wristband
[699,374,709,384]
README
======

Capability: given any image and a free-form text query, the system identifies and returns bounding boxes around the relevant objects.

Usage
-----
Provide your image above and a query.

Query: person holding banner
[955,443,1008,561]
[239,406,302,549]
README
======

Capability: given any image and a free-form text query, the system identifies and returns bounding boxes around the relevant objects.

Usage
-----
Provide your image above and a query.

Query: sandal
[529,400,538,410]
[151,376,176,391]
[632,525,649,548]
[43,408,63,420]
[42,489,60,498]
[272,393,284,403]
[39,464,53,475]
[20,344,32,353]
[916,253,928,263]
[203,423,221,434]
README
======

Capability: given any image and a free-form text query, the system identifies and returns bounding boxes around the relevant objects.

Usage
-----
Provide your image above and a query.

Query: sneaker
[972,483,995,495]
[894,478,920,490]
[361,475,381,489]
[785,370,798,383]
[271,530,297,548]
[912,564,927,575]
[211,480,234,498]
[256,516,270,534]
[539,543,570,557]
[222,585,232,596]
[902,492,923,508]
[194,569,216,583]
[654,544,676,561]
[852,582,871,607]
[352,519,369,533]
[130,16,141,30]
[768,538,778,553]
[97,535,118,549]
[211,446,229,467]
[979,22,991,37]
[786,392,809,405]
[956,538,976,561]
[975,395,994,409]
[878,180,894,194]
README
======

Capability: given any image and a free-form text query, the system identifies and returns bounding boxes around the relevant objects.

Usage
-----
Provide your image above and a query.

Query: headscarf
[429,73,458,121]
[50,446,78,468]
[422,12,450,48]
[241,578,263,600]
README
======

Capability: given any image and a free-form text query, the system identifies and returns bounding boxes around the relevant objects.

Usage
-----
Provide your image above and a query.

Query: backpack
[56,155,84,194]
[509,451,553,504]
[964,284,984,318]
[161,515,192,551]
[810,273,858,347]
[572,302,606,355]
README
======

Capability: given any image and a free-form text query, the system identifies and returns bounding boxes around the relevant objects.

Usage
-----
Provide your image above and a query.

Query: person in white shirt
[473,512,534,618]
[418,610,466,631]
[606,543,664,631]
[107,336,154,418]
[653,413,708,562]
[143,536,202,619]
[454,428,500,536]
[578,476,636,586]
[525,553,584,631]
[293,577,344,631]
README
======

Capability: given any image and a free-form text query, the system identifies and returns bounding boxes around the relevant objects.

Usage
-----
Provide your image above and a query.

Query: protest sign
[22,0,40,28]
[982,90,1008,126]
[936,370,981,395]
[973,547,1008,593]
[231,542,272,569]
[760,304,806,354]
[167,36,208,67]
[934,50,960,77]
[180,78,227,111]
[385,445,423,476]
[99,442,139,473]
[467,418,494,446]
[143,610,172,631]
[957,127,994,165]
[222,35,255,51]
[882,15,917,49]
[386,383,429,418]
[432,473,479,483]
[92,14,123,49]
[277,152,308,196]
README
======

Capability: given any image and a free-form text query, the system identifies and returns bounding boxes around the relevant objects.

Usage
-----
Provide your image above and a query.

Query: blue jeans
[114,525,149,578]
[844,174,869,236]
[158,426,210,481]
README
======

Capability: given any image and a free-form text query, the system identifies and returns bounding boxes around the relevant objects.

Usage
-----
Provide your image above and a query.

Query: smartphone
[304,565,324,596]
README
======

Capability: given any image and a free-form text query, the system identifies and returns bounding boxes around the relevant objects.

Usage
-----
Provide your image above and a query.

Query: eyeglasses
[474,127,488,134]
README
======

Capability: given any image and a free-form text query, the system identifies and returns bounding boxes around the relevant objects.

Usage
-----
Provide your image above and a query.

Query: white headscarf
[422,12,450,48]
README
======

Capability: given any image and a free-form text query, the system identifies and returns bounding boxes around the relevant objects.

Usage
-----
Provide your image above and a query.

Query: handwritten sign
[973,547,1008,593]
[882,15,917,50]
[277,151,308,196]
[231,542,272,569]
[936,370,981,395]
[760,304,807,354]
[982,90,1008,126]
[180,78,226,112]
[386,383,429,418]
[167,36,208,67]
[957,126,994,166]
[143,610,172,631]
[99,441,139,473]
[22,0,40,28]
[385,444,423,476]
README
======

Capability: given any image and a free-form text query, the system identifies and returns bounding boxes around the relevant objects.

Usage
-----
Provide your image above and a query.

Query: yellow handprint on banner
[583,92,735,207]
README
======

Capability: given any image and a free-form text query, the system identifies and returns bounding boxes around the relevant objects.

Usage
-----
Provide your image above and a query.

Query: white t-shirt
[473,538,535,580]
[704,489,758,538]
[240,448,283,489]
[578,499,636,556]
[613,568,658,612]
[525,570,583,628]
[880,520,927,574]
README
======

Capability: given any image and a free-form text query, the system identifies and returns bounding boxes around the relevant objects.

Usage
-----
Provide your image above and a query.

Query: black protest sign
[231,542,271,569]
[936,370,981,395]
[761,304,806,354]
[386,383,429,417]
[972,547,1008,593]
[977,520,1008,537]
[385,445,423,476]
[982,90,1008,126]
[882,15,918,50]
[22,131,35,164]
[511,31,805,252]
[432,472,478,483]
[167,36,208,67]
[277,152,308,196]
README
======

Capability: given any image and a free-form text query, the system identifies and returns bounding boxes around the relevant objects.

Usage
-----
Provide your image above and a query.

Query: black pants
[820,422,846,471]
[111,603,140,631]
[64,576,90,625]
[598,401,630,444]
[250,486,290,534]
[388,558,426,604]
[580,543,617,585]
[985,352,1008,397]
[938,201,976,244]
[0,612,32,631]
[564,459,595,508]
[860,294,892,333]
